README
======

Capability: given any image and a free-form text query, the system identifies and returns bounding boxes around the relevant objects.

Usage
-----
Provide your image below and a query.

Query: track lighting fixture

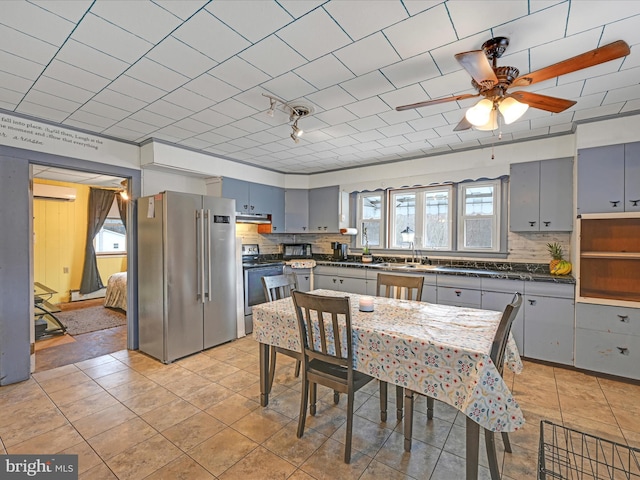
[262,93,312,143]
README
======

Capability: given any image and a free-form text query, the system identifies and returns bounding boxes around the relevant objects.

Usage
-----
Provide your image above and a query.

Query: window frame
[355,191,385,250]
[456,180,501,253]
[94,197,126,256]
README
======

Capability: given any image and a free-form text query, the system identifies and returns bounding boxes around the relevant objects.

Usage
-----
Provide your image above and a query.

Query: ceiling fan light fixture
[475,108,499,131]
[499,97,529,124]
[465,98,494,126]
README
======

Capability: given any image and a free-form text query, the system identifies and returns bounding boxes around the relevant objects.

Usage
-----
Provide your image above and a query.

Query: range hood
[236,213,271,224]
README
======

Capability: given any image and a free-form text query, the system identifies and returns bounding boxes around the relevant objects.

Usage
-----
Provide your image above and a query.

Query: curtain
[116,193,127,231]
[80,187,116,294]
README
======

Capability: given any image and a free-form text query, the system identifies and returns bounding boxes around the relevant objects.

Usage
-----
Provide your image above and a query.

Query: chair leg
[426,396,434,420]
[310,383,317,416]
[294,360,301,378]
[333,390,340,404]
[379,381,388,422]
[484,429,501,480]
[268,348,277,393]
[344,389,355,463]
[297,375,309,438]
[501,431,512,453]
[403,390,414,452]
[396,385,403,421]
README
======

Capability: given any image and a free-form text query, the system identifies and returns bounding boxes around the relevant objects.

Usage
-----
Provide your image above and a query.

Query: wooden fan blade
[396,93,479,111]
[453,117,472,131]
[455,50,498,85]
[508,91,577,113]
[512,40,630,87]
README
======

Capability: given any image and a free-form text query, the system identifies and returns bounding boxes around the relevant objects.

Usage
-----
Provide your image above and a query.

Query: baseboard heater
[70,288,106,302]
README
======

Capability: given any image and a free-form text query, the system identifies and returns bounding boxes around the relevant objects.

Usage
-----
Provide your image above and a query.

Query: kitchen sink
[370,262,439,271]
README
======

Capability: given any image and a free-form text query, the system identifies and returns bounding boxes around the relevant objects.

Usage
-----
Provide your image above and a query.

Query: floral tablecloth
[252,289,524,433]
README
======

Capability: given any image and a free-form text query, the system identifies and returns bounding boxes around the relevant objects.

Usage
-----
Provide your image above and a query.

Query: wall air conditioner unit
[33,184,77,201]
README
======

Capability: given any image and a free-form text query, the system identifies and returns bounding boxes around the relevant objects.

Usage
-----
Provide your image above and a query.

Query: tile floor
[2,335,640,479]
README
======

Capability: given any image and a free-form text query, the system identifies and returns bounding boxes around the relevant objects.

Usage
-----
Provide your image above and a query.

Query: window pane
[362,194,381,220]
[464,218,492,248]
[464,186,494,215]
[424,190,449,248]
[393,193,415,246]
[362,221,380,247]
[95,218,126,253]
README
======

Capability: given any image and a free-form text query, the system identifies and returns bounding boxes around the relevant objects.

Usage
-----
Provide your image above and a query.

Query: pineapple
[547,242,564,272]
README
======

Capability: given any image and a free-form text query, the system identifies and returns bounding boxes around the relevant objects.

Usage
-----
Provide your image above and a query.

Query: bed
[104,272,127,311]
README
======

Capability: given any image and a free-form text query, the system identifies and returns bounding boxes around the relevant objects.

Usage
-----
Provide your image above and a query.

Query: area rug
[56,305,126,336]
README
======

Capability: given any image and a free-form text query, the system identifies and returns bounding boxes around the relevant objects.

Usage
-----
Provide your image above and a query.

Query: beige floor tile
[122,355,168,375]
[302,400,348,437]
[143,454,215,480]
[82,359,130,380]
[217,368,260,392]
[222,350,258,370]
[121,386,180,416]
[145,364,194,386]
[262,386,303,419]
[205,392,260,425]
[331,413,394,458]
[187,427,259,477]
[218,445,297,479]
[561,411,626,444]
[79,461,118,480]
[0,393,53,428]
[397,409,453,450]
[6,423,83,454]
[163,372,212,398]
[622,428,640,447]
[32,364,80,383]
[93,368,146,390]
[182,381,236,410]
[440,423,492,469]
[195,362,241,383]
[263,420,328,466]
[287,470,317,480]
[47,379,105,407]
[0,378,45,403]
[558,392,617,425]
[232,408,290,443]
[162,411,225,451]
[373,430,440,479]
[141,398,200,432]
[430,450,493,480]
[71,403,137,439]
[106,434,182,480]
[37,370,91,394]
[509,410,546,451]
[610,404,640,434]
[106,376,159,402]
[59,441,103,475]
[299,437,372,479]
[203,343,241,362]
[87,417,157,460]
[0,408,69,447]
[501,444,539,479]
[175,352,221,372]
[74,354,119,371]
[359,459,418,479]
[57,391,121,422]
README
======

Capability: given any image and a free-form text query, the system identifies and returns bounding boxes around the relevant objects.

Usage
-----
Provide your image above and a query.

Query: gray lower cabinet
[481,278,525,354]
[523,282,575,365]
[314,266,367,295]
[437,276,482,308]
[284,266,311,292]
[575,302,640,379]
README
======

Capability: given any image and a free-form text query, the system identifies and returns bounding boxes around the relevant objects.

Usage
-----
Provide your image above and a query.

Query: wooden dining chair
[292,290,375,463]
[375,273,425,422]
[262,274,301,393]
[403,292,523,480]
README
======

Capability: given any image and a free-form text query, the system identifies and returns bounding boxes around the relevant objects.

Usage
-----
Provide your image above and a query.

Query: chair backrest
[291,290,353,369]
[376,273,424,301]
[490,292,523,374]
[262,274,298,302]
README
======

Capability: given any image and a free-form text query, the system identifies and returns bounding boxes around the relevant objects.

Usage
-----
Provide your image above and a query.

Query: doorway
[32,165,130,372]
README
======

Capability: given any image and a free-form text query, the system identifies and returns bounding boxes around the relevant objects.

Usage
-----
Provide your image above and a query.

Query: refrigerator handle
[206,209,212,302]
[199,209,205,303]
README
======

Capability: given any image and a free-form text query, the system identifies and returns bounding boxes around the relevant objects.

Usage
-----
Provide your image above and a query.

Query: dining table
[252,289,525,480]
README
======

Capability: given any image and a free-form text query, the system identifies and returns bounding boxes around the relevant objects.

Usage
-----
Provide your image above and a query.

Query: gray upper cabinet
[624,142,640,212]
[222,177,250,213]
[577,144,626,214]
[510,158,573,232]
[308,186,349,233]
[222,178,285,230]
[285,189,310,233]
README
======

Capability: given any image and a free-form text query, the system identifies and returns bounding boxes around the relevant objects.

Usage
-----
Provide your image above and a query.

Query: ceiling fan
[396,37,631,131]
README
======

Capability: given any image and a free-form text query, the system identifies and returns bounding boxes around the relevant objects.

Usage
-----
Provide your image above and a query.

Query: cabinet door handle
[528,221,536,227]
[303,226,306,231]
[618,314,629,322]
[528,299,536,306]
[617,347,629,355]
[304,276,309,280]
[317,227,322,231]
[543,221,551,227]
[609,200,620,207]
[630,199,640,207]
[455,290,462,297]
[324,226,328,231]
[243,204,248,210]
[273,226,277,231]
[332,278,337,283]
[251,205,255,210]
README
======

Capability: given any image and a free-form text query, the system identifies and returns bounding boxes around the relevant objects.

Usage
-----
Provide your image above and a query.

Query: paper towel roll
[340,228,358,235]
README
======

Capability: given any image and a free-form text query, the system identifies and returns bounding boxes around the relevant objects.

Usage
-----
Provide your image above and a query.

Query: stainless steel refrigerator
[137,191,237,363]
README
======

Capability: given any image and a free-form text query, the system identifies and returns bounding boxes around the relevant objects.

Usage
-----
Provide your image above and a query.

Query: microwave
[282,243,313,260]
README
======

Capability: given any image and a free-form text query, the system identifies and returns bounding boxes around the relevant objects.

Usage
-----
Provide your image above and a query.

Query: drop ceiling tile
[231,117,270,133]
[378,135,412,148]
[348,115,388,132]
[528,29,602,73]
[381,53,440,89]
[314,106,358,125]
[333,145,360,156]
[512,126,552,140]
[145,99,192,119]
[129,110,174,128]
[208,57,271,91]
[344,97,390,117]
[212,125,249,139]
[3,1,75,45]
[324,1,407,41]
[574,102,625,121]
[449,1,529,38]
[379,84,432,110]
[163,88,216,112]
[549,124,573,134]
[190,108,234,127]
[55,40,128,80]
[601,15,640,47]
[209,141,244,153]
[603,83,640,105]
[334,33,401,76]
[194,130,230,144]
[109,75,166,103]
[530,111,575,128]
[126,58,190,92]
[154,125,195,140]
[376,145,406,156]
[582,67,640,96]
[493,4,568,54]
[276,8,351,61]
[322,123,359,138]
[341,71,395,101]
[229,137,261,149]
[79,101,130,121]
[0,87,22,106]
[430,32,491,76]
[262,72,316,101]
[17,101,69,122]
[31,0,91,23]
[384,4,457,59]
[378,123,415,137]
[172,118,213,134]
[206,1,292,43]
[183,74,239,103]
[92,89,147,112]
[354,140,383,152]
[147,36,218,79]
[239,36,307,77]
[294,54,355,90]
[306,86,356,111]
[441,109,467,125]
[428,134,462,147]
[260,142,290,153]
[0,50,45,79]
[246,130,282,143]
[0,24,58,65]
[44,60,111,93]
[404,128,440,142]
[172,10,250,62]
[92,1,182,43]
[23,90,80,113]
[67,110,116,129]
[32,76,94,104]
[210,98,259,120]
[178,137,213,149]
[419,69,473,99]
[72,13,153,63]
[351,130,386,143]
[300,131,333,144]
[328,136,359,148]
[241,147,273,158]
[294,115,328,132]
[378,108,422,125]
[567,1,640,36]
[152,0,207,20]
[152,131,183,143]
